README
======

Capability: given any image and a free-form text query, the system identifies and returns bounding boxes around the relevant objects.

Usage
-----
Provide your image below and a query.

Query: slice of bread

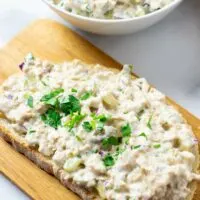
[0,60,199,200]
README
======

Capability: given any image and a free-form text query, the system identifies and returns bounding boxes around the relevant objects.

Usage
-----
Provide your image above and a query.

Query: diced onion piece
[63,157,82,172]
[102,93,118,108]
[96,183,106,199]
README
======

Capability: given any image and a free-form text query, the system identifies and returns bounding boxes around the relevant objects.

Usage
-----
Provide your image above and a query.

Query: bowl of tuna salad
[42,0,183,35]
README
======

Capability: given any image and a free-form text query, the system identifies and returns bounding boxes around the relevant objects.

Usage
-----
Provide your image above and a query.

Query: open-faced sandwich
[0,54,199,200]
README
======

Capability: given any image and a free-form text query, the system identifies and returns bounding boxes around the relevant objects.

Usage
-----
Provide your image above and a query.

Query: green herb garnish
[80,91,93,100]
[103,155,115,167]
[27,96,33,108]
[82,121,93,132]
[113,147,125,158]
[132,145,141,149]
[28,130,36,134]
[153,144,161,149]
[41,108,61,129]
[91,114,109,131]
[41,88,64,106]
[121,123,131,137]
[147,115,153,129]
[71,88,77,93]
[138,132,147,140]
[66,113,86,131]
[102,136,121,148]
[59,95,81,115]
[92,114,108,122]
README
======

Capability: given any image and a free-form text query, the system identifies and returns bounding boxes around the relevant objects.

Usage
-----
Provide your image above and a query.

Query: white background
[0,0,200,199]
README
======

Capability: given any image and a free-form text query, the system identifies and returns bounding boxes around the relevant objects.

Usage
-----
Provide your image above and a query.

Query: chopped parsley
[59,95,81,115]
[40,88,82,129]
[103,155,115,167]
[91,114,109,122]
[153,144,161,149]
[91,114,109,131]
[138,132,148,140]
[121,123,131,137]
[40,88,64,106]
[80,91,93,100]
[123,136,130,145]
[27,96,33,108]
[102,136,121,148]
[71,88,77,93]
[113,147,125,158]
[82,121,93,132]
[147,115,153,129]
[66,113,86,131]
[27,129,36,134]
[132,145,141,149]
[41,108,61,129]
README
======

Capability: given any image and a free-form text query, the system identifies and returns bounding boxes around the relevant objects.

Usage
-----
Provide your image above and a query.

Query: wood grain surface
[0,19,199,200]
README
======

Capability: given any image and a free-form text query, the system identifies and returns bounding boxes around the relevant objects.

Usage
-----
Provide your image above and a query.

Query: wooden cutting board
[0,19,199,200]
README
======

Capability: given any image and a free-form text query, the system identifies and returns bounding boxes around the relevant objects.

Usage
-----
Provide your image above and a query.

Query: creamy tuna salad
[0,54,199,200]
[48,0,174,19]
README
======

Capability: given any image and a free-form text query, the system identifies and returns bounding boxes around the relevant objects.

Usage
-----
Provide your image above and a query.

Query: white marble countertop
[0,0,200,199]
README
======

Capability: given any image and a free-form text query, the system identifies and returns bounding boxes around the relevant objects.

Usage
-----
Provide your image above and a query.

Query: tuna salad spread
[49,0,174,19]
[0,54,199,200]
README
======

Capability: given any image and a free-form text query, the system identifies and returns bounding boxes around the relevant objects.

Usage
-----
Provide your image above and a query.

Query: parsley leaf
[41,108,61,129]
[102,136,121,148]
[80,91,93,100]
[27,129,36,134]
[153,144,161,149]
[59,95,81,115]
[71,88,77,93]
[27,96,33,108]
[113,147,125,158]
[147,115,153,129]
[138,132,148,140]
[132,145,141,149]
[121,123,131,137]
[92,114,108,122]
[66,113,86,131]
[82,121,93,132]
[41,88,64,106]
[103,155,115,167]
[91,114,109,131]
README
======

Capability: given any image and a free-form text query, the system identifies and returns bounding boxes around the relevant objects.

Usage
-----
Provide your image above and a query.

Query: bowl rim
[43,0,183,23]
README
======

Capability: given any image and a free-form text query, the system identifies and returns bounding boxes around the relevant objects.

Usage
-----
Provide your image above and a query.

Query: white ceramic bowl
[42,0,183,35]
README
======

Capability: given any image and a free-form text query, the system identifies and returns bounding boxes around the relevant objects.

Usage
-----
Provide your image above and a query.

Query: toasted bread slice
[0,59,199,200]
